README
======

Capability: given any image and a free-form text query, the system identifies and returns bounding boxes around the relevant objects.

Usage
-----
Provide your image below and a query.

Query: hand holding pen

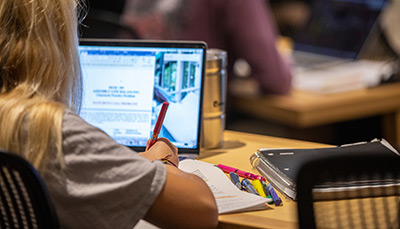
[147,102,169,150]
[142,138,179,166]
[140,102,178,167]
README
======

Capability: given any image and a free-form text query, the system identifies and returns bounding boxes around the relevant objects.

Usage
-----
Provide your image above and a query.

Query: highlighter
[251,179,267,198]
[260,180,274,204]
[267,183,282,206]
[261,180,282,206]
[229,172,242,190]
[241,179,259,195]
[218,164,266,181]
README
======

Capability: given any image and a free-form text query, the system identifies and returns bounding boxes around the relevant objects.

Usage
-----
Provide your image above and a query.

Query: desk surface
[231,82,400,128]
[199,130,330,229]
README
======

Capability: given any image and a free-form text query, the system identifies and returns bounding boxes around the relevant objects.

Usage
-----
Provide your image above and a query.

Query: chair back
[296,154,400,229]
[0,150,59,229]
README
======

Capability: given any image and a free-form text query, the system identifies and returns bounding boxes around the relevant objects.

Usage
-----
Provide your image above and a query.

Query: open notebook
[78,39,207,158]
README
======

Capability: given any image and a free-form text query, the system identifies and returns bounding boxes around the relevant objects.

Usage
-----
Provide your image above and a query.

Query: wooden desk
[230,82,400,148]
[199,130,330,229]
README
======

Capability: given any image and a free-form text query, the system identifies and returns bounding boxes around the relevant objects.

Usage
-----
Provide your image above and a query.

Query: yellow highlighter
[251,179,267,198]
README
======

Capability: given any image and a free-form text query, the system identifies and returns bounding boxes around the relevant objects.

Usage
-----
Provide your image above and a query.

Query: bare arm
[138,138,219,228]
[144,165,218,228]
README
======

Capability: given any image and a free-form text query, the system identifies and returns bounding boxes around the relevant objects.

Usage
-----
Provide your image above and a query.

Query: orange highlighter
[148,102,169,149]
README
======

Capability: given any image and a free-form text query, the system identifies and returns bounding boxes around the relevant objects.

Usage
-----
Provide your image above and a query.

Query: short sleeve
[44,110,167,229]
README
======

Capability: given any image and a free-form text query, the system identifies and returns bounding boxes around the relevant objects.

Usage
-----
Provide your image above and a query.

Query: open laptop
[292,0,388,69]
[291,0,388,93]
[78,39,207,159]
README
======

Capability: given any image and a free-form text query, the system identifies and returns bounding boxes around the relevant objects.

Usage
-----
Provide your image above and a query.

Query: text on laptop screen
[79,42,205,151]
[294,0,387,59]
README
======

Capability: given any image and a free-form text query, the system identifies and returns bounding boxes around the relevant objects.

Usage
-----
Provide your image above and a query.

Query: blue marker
[229,172,242,190]
[241,179,259,195]
[266,182,282,206]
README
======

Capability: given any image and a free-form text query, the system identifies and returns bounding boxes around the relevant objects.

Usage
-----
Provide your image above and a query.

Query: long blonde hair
[0,0,83,172]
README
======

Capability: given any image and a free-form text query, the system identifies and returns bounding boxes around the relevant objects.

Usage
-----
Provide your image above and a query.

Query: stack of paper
[293,60,392,94]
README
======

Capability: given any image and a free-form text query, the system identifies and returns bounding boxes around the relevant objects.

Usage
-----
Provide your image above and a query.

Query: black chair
[0,150,59,228]
[296,154,400,229]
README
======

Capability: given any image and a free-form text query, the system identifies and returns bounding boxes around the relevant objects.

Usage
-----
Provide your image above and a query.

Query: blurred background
[80,0,400,147]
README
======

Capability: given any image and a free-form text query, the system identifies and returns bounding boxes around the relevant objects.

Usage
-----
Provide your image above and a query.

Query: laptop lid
[78,39,207,157]
[294,0,387,60]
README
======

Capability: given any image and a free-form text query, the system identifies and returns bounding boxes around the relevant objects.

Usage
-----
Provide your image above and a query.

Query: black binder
[250,139,399,200]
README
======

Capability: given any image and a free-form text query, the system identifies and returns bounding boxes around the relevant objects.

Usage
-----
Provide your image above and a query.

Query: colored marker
[251,179,267,198]
[260,180,274,204]
[266,195,273,205]
[241,179,259,195]
[229,172,242,190]
[217,164,266,181]
[148,102,169,149]
[265,182,282,206]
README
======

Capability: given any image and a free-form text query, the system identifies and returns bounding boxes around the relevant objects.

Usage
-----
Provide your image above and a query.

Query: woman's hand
[138,138,179,166]
[140,138,218,228]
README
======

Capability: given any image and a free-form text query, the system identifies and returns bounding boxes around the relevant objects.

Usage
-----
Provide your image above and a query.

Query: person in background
[269,0,312,38]
[121,0,293,95]
[0,0,218,228]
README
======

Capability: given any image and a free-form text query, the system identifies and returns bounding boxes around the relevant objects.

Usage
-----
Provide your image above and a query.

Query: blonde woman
[0,0,218,228]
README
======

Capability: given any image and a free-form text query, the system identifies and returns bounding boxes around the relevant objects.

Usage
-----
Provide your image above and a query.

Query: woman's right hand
[138,137,179,167]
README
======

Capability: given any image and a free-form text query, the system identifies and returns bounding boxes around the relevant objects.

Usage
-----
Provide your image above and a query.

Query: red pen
[148,102,169,149]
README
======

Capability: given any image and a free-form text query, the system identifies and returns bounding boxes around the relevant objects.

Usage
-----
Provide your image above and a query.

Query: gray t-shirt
[43,110,166,228]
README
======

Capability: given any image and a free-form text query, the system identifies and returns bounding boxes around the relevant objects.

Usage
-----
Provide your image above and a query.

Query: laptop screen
[294,0,387,59]
[78,39,206,156]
